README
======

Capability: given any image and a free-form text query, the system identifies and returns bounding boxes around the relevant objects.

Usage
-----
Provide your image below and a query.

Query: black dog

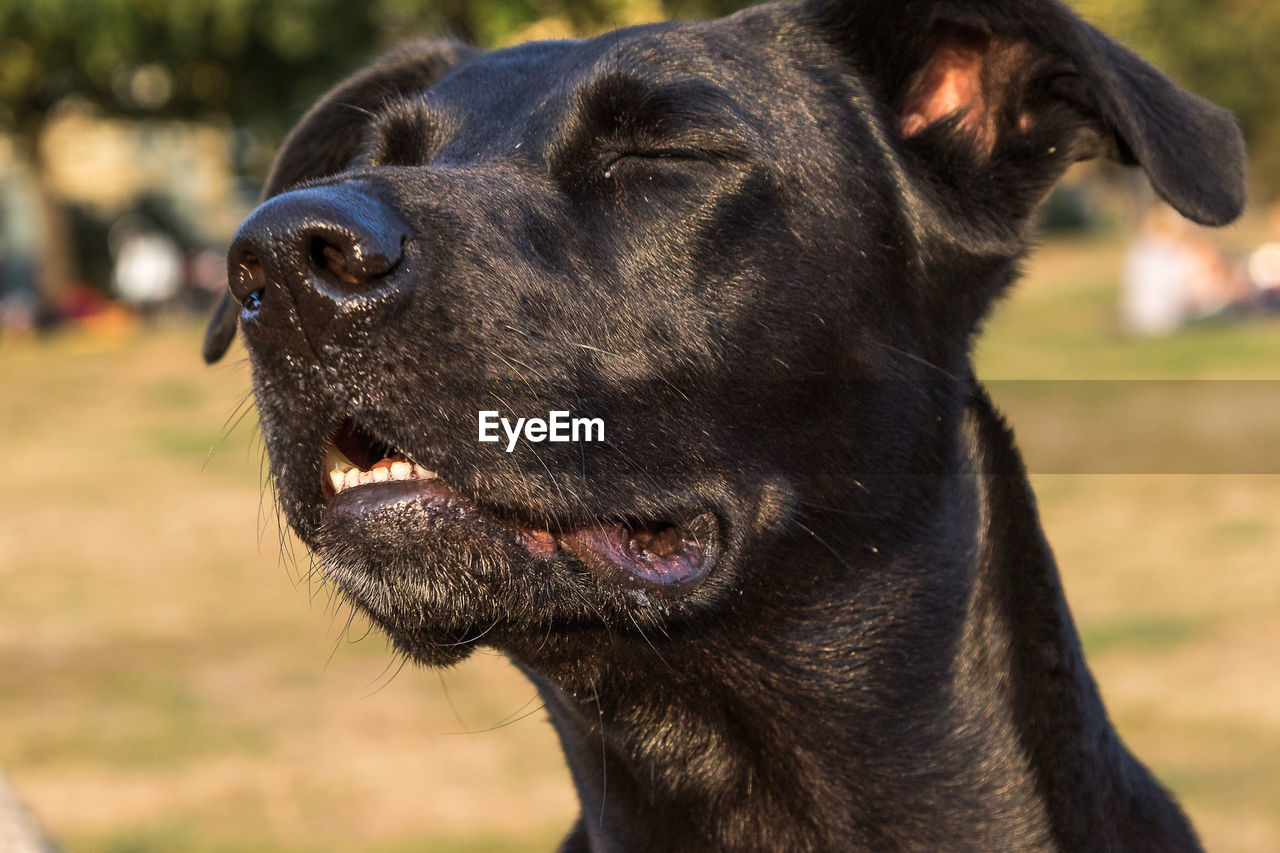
[204,0,1244,848]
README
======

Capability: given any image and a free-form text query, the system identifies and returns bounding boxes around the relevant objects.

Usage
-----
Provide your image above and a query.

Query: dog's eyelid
[608,126,756,163]
[620,147,718,162]
[554,72,758,168]
[599,145,740,179]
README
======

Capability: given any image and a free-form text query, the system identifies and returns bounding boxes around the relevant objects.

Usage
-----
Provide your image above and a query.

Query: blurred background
[1,1,1278,851]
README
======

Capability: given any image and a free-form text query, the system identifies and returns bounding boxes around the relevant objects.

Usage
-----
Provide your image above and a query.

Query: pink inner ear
[900,29,1005,154]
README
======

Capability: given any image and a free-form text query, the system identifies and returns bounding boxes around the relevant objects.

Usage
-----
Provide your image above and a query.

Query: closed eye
[601,148,721,178]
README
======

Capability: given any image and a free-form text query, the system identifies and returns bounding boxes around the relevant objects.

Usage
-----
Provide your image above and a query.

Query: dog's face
[206,0,1242,676]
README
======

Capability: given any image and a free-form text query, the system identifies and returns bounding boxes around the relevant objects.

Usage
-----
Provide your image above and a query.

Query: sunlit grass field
[1,235,1278,851]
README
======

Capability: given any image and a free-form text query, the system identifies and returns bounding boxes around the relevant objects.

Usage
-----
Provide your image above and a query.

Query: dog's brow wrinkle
[550,67,758,176]
[359,95,453,167]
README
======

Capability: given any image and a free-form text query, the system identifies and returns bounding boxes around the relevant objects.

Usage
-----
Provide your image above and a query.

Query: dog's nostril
[230,253,267,303]
[309,236,363,287]
[306,229,402,294]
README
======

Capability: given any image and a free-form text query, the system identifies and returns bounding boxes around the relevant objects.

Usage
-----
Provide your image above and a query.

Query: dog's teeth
[326,453,440,495]
[324,442,357,474]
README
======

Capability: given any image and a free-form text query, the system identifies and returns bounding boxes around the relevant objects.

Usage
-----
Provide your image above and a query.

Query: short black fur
[207,1,1244,849]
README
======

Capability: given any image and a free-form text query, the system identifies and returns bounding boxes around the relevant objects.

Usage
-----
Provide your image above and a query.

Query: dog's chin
[308,468,724,667]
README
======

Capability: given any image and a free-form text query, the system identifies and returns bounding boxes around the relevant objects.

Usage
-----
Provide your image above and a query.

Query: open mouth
[322,420,439,499]
[318,419,719,595]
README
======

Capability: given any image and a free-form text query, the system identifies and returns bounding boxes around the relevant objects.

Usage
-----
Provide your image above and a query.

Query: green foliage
[0,0,1272,186]
[0,0,752,137]
[0,0,384,135]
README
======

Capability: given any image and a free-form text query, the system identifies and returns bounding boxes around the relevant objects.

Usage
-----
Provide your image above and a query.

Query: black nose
[227,183,408,336]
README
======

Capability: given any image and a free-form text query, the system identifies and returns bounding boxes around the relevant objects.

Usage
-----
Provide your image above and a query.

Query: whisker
[794,498,883,517]
[437,668,474,735]
[626,611,675,673]
[871,340,964,382]
[435,616,503,648]
[462,699,549,734]
[361,648,414,699]
[502,324,693,404]
[788,517,856,574]
[325,606,361,671]
[202,389,256,473]
[591,675,608,828]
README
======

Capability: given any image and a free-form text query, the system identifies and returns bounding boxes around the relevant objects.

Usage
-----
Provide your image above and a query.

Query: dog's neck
[520,386,1197,852]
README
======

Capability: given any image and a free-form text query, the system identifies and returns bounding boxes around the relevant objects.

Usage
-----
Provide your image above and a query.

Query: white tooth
[390,461,412,480]
[357,471,373,486]
[413,464,438,480]
[324,442,357,473]
[344,469,362,489]
[370,466,389,483]
[329,469,345,493]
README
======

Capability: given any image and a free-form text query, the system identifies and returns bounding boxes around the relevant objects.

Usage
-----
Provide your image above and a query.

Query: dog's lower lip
[318,429,717,591]
[327,476,466,519]
[561,513,718,595]
[319,467,717,594]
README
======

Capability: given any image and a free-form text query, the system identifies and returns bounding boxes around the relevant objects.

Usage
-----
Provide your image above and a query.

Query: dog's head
[206,0,1243,674]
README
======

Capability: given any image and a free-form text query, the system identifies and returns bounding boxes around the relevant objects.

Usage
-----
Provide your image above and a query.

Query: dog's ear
[203,40,476,364]
[801,0,1245,238]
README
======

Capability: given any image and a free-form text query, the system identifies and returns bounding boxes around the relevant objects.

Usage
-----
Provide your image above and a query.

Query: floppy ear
[801,0,1245,237]
[203,40,477,364]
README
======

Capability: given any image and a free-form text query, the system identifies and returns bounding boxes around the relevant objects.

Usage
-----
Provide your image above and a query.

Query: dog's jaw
[266,408,743,668]
[320,418,722,587]
[321,434,721,597]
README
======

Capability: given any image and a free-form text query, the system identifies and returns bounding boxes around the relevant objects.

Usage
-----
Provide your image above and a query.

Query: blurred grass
[975,234,1280,379]
[0,324,577,852]
[0,233,1278,851]
[979,236,1280,852]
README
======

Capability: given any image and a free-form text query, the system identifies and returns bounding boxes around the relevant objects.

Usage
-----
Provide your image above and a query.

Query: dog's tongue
[561,520,710,594]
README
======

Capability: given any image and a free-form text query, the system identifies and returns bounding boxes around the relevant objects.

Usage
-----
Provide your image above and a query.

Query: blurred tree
[1,0,1271,312]
[0,0,749,310]
[0,0,388,311]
